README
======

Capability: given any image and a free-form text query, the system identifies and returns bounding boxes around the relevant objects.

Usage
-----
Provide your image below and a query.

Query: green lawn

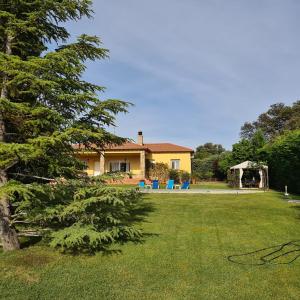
[110,181,232,189]
[190,181,231,189]
[1,192,300,299]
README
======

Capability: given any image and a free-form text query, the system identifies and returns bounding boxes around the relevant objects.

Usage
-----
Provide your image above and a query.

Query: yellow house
[76,131,193,179]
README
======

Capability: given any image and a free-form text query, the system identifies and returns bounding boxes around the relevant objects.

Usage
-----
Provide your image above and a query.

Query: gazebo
[230,161,269,189]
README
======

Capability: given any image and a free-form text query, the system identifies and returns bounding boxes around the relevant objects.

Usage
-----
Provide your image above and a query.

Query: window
[110,162,119,172]
[171,159,180,170]
[110,161,130,172]
[81,159,88,170]
[120,162,128,172]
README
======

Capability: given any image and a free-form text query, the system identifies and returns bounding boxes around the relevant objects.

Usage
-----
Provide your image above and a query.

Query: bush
[192,157,216,180]
[263,130,300,194]
[179,171,191,182]
[169,169,180,183]
[148,162,169,182]
[218,151,234,178]
[227,169,240,187]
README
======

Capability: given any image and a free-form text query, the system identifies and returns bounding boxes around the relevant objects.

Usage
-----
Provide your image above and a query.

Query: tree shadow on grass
[100,201,159,256]
[68,200,158,256]
[227,241,300,266]
[101,232,161,257]
[127,201,157,224]
[20,236,43,249]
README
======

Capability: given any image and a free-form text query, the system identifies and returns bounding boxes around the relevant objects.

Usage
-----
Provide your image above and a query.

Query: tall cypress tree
[0,1,132,251]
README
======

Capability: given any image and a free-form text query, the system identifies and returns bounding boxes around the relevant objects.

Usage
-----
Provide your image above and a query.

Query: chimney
[137,131,144,145]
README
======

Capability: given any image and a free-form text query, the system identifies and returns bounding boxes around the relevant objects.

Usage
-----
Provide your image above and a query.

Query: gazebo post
[266,167,269,190]
[258,169,263,188]
[239,168,243,188]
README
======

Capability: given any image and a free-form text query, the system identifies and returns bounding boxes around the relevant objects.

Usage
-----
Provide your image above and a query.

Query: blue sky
[67,0,300,149]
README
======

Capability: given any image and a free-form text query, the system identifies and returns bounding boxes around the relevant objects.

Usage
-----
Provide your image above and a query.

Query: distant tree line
[192,101,300,193]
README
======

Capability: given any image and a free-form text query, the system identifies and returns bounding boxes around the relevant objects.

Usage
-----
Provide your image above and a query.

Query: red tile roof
[74,142,193,153]
[144,143,194,153]
[73,142,147,151]
[106,142,147,151]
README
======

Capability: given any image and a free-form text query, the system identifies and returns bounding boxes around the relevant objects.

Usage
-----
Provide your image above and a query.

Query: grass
[110,181,232,189]
[1,191,300,299]
[190,181,231,189]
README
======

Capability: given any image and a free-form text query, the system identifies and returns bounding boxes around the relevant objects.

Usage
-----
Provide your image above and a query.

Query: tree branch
[4,160,18,171]
[8,173,55,182]
[17,232,42,237]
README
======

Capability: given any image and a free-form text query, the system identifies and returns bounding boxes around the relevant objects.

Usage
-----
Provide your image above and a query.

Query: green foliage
[0,0,137,252]
[179,171,190,182]
[148,163,169,182]
[2,178,145,253]
[192,142,227,181]
[194,143,225,160]
[192,157,215,180]
[231,130,266,164]
[218,151,234,176]
[262,130,300,194]
[168,169,180,183]
[227,169,240,188]
[0,0,129,181]
[192,152,231,181]
[240,101,300,140]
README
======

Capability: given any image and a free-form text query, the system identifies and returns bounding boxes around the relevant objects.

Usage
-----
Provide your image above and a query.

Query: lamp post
[284,185,289,197]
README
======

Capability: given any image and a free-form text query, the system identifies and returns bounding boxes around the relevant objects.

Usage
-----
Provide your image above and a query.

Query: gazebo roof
[230,160,268,170]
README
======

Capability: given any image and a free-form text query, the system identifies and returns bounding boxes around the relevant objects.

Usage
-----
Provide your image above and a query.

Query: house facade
[76,131,193,179]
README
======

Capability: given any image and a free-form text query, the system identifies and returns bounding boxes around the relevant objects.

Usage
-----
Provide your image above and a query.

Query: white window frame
[171,159,180,170]
[109,160,130,172]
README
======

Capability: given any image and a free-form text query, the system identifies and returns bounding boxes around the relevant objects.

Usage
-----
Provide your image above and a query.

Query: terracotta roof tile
[106,142,147,151]
[74,142,193,153]
[73,142,147,151]
[144,143,194,153]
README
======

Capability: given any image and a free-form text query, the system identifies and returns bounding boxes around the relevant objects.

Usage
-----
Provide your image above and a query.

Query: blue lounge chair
[181,181,190,189]
[152,180,160,189]
[166,179,174,189]
[138,181,145,188]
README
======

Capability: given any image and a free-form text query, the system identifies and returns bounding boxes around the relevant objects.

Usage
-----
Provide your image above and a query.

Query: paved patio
[140,189,265,194]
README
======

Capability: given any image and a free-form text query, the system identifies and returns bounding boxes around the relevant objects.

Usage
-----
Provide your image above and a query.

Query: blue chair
[181,181,190,189]
[152,180,160,189]
[166,179,174,189]
[139,181,145,188]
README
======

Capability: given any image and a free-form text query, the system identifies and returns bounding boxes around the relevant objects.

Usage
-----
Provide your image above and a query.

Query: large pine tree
[0,1,139,252]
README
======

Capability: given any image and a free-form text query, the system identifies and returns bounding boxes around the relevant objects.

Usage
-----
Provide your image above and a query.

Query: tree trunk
[0,194,20,251]
[0,34,20,251]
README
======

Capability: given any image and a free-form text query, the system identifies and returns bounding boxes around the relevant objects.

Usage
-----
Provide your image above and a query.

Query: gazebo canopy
[230,160,268,170]
[230,161,269,189]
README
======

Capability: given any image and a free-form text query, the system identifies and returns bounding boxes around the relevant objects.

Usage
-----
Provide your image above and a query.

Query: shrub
[227,169,240,187]
[192,157,216,180]
[169,169,180,183]
[179,171,191,182]
[263,130,300,194]
[148,163,169,182]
